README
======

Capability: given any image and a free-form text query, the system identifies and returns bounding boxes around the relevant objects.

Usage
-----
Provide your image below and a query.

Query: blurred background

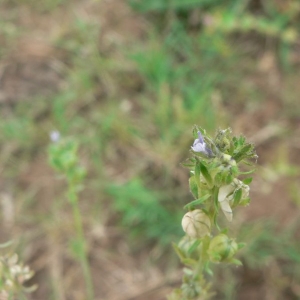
[0,0,300,299]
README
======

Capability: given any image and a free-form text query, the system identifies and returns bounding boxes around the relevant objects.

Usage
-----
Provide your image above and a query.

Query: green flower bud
[208,234,238,263]
[178,236,201,260]
[222,154,231,163]
[182,209,211,238]
[221,154,236,166]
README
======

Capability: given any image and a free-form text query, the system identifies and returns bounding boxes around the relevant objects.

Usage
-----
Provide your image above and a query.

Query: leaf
[213,211,221,231]
[189,176,199,199]
[183,268,194,276]
[187,239,201,255]
[230,258,243,266]
[181,158,196,168]
[220,228,228,235]
[182,257,198,267]
[233,188,242,207]
[212,188,221,230]
[239,169,255,175]
[204,263,214,276]
[192,125,199,139]
[224,173,234,185]
[242,177,253,185]
[195,160,201,183]
[240,197,250,206]
[0,240,13,248]
[24,284,38,293]
[172,242,186,262]
[238,242,246,250]
[213,187,219,211]
[200,162,213,187]
[233,144,253,162]
[184,194,210,209]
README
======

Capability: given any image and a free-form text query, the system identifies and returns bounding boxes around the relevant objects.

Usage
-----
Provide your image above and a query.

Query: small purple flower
[191,131,212,156]
[50,130,61,143]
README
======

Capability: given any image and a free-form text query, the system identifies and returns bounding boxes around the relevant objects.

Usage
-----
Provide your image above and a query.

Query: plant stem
[69,184,94,300]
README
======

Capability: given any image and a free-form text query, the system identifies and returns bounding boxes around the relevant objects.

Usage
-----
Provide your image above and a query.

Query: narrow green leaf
[233,144,253,162]
[238,242,246,250]
[192,125,199,138]
[239,169,255,175]
[233,188,242,207]
[240,197,250,206]
[195,160,201,183]
[187,239,201,255]
[24,284,38,292]
[183,268,194,276]
[181,158,196,168]
[220,228,228,235]
[184,194,210,209]
[230,258,243,266]
[172,242,186,262]
[182,257,198,267]
[212,187,221,230]
[204,262,213,276]
[242,177,253,185]
[200,162,213,187]
[213,211,221,231]
[189,176,199,199]
[224,173,234,185]
[0,240,13,248]
[213,187,219,211]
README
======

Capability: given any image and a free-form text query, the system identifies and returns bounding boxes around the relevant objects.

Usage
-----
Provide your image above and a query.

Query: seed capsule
[181,209,211,238]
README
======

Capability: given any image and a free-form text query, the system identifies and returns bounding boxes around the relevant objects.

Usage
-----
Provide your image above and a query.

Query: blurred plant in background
[48,134,94,300]
[0,242,36,300]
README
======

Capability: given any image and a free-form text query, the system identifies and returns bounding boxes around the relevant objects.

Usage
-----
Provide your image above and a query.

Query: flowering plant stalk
[169,126,257,300]
[48,133,94,300]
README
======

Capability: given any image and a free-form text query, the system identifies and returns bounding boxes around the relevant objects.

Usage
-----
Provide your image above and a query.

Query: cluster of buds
[0,253,37,299]
[170,127,256,300]
[48,135,87,197]
[183,127,256,226]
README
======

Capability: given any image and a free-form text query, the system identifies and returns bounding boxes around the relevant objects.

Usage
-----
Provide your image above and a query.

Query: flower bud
[178,236,201,260]
[222,154,237,166]
[208,234,238,263]
[182,209,211,238]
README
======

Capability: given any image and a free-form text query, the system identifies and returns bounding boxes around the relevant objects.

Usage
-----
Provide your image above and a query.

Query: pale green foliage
[107,179,182,246]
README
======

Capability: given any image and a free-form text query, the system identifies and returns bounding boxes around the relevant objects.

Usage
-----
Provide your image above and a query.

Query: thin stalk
[69,184,94,300]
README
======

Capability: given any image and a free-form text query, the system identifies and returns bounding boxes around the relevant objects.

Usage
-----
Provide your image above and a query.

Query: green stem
[69,184,94,300]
